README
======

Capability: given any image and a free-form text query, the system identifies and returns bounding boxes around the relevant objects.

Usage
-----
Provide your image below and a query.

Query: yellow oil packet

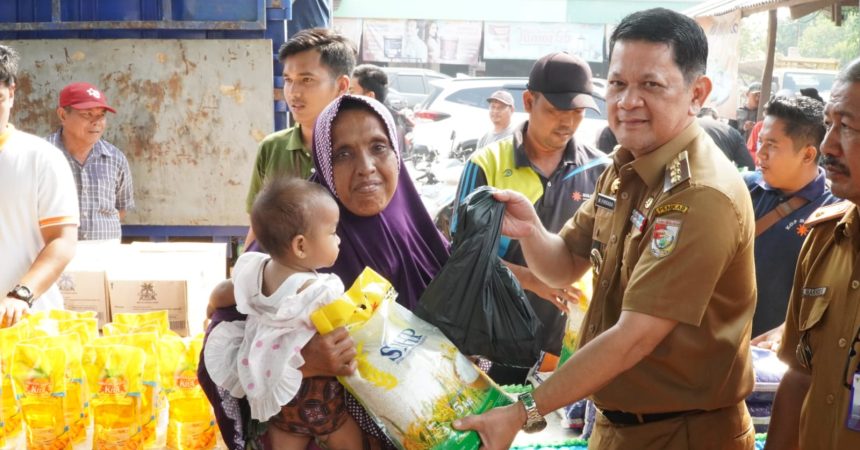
[21,335,89,447]
[58,318,99,345]
[164,334,215,450]
[83,344,145,450]
[0,321,27,449]
[48,310,97,321]
[557,271,594,367]
[11,342,71,450]
[21,313,59,338]
[94,333,161,448]
[112,311,170,335]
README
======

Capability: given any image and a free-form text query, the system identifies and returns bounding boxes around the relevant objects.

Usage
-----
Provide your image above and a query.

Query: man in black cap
[450,51,609,384]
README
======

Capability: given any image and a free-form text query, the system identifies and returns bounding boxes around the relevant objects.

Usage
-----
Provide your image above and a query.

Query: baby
[204,177,363,450]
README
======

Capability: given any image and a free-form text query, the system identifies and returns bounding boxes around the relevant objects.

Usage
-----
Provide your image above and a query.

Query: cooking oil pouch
[102,322,162,337]
[19,335,89,448]
[113,311,170,335]
[11,342,71,450]
[83,344,145,450]
[21,313,59,338]
[557,271,594,367]
[0,321,26,450]
[58,318,99,345]
[165,334,215,450]
[94,333,162,448]
[48,310,97,321]
[312,268,513,450]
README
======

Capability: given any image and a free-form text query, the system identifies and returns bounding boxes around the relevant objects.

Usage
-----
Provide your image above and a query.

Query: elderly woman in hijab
[199,94,450,449]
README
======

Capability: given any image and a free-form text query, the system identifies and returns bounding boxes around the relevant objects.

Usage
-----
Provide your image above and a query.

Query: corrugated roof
[684,0,840,18]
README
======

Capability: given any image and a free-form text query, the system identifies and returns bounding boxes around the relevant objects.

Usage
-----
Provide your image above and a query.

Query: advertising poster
[484,22,605,62]
[696,10,742,119]
[363,19,482,65]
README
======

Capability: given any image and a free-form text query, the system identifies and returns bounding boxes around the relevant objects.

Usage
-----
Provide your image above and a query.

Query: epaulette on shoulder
[663,150,691,193]
[806,201,852,227]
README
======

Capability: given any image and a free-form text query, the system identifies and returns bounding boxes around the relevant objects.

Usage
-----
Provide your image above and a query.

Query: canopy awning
[684,0,855,20]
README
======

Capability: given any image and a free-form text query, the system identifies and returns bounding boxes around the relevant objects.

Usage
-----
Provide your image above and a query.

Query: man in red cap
[451,51,610,385]
[46,81,134,241]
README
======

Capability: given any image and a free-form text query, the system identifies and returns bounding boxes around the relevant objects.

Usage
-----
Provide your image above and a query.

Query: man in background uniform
[765,57,860,450]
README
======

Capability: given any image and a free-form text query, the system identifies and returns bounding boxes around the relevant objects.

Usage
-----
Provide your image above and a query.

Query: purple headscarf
[311,94,450,310]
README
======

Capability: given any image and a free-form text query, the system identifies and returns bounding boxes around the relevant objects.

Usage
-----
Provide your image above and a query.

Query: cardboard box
[57,270,111,327]
[111,242,227,336]
[108,279,189,336]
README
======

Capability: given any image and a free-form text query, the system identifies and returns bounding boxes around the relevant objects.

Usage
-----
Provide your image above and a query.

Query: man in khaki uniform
[765,58,860,450]
[454,8,756,449]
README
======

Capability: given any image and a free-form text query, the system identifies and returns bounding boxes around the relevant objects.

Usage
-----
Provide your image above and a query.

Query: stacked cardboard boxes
[58,242,227,336]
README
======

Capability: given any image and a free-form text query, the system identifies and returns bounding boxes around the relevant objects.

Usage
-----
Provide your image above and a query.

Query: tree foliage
[739,8,859,65]
[798,10,859,65]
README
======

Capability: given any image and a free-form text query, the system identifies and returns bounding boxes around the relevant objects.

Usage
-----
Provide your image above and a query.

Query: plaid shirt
[46,130,134,240]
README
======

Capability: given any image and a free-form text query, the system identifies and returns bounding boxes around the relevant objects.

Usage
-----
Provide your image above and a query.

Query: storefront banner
[333,17,363,50]
[362,19,482,65]
[484,21,605,62]
[696,10,742,119]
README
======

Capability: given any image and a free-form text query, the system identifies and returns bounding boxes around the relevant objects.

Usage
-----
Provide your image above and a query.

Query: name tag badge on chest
[596,194,616,211]
[630,209,647,233]
[802,287,828,297]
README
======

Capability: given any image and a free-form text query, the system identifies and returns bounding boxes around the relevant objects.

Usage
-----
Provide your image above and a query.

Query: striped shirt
[46,130,134,240]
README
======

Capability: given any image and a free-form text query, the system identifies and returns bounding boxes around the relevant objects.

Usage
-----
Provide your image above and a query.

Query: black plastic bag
[415,186,542,366]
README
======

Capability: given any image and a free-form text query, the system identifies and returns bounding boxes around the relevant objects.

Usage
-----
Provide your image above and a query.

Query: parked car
[382,67,450,108]
[409,77,608,161]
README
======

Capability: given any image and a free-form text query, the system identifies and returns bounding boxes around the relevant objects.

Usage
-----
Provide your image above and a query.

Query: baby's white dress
[203,251,344,421]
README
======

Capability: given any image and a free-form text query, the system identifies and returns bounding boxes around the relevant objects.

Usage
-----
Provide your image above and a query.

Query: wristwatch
[518,392,547,433]
[7,284,34,307]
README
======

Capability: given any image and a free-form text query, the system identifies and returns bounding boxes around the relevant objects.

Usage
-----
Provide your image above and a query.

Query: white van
[772,68,838,100]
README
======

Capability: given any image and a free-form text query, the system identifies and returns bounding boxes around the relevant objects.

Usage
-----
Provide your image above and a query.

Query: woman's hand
[492,189,542,239]
[751,323,785,351]
[300,327,358,377]
[524,280,581,313]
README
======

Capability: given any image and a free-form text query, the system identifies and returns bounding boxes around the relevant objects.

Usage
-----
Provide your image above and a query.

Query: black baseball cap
[527,52,598,112]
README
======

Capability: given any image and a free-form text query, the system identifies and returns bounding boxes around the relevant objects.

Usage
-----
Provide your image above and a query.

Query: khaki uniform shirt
[559,121,756,413]
[779,201,860,449]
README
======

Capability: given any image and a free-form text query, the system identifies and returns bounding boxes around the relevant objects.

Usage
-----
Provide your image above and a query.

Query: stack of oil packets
[0,309,217,450]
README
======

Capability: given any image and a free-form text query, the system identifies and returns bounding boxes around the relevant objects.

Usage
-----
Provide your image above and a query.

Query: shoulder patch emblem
[663,150,690,193]
[654,203,689,216]
[805,201,851,227]
[503,169,513,177]
[651,217,682,258]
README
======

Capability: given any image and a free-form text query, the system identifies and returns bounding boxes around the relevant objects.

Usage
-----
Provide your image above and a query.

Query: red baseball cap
[59,82,116,113]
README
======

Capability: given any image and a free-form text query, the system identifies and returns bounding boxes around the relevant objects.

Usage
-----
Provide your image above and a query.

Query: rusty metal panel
[10,39,273,226]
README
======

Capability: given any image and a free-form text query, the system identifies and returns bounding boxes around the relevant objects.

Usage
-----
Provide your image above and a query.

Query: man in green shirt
[245,27,354,247]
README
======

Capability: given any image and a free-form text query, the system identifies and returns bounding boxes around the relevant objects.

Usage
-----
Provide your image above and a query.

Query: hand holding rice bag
[313,268,513,450]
